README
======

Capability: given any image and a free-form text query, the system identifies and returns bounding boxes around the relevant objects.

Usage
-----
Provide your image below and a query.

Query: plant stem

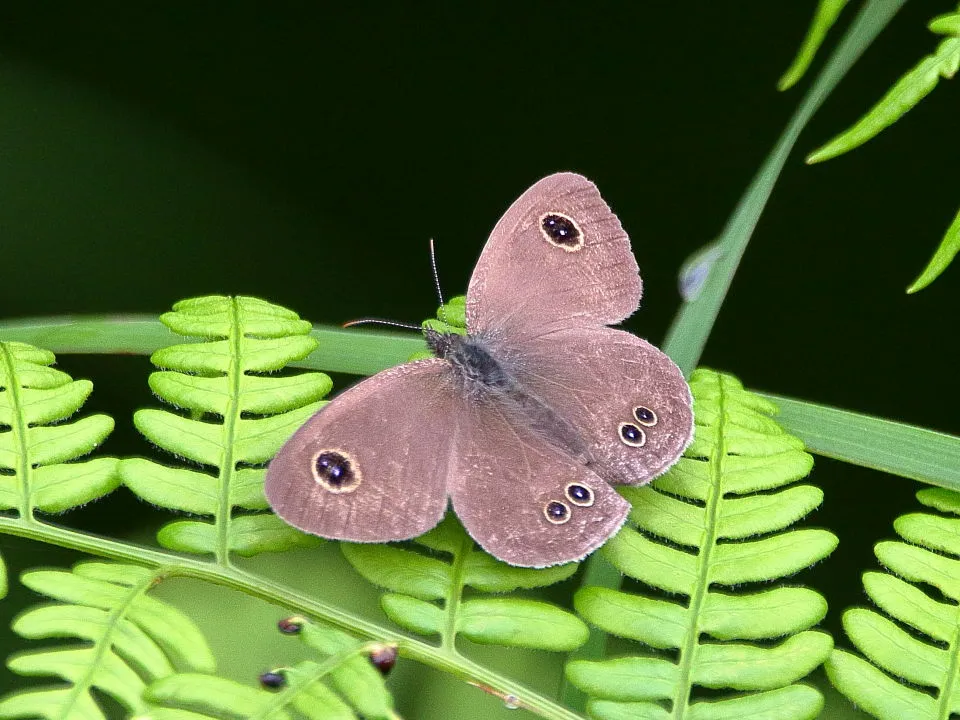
[0,516,586,720]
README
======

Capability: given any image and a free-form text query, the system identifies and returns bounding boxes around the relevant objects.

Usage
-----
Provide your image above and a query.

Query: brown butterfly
[266,173,694,567]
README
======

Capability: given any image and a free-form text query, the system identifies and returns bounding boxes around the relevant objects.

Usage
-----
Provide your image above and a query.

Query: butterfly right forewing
[466,173,642,341]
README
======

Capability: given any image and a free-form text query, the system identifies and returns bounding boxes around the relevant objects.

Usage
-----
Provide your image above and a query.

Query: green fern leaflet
[807,5,960,164]
[0,340,119,518]
[567,369,837,720]
[343,513,588,652]
[120,296,331,561]
[0,562,214,720]
[827,486,960,719]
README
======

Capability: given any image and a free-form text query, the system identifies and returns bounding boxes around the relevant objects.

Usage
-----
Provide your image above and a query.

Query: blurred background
[0,3,958,718]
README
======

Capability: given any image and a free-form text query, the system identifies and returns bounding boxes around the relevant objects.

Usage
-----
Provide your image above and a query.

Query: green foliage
[778,0,851,90]
[425,295,467,334]
[662,0,907,374]
[800,4,960,294]
[908,205,960,293]
[343,514,587,652]
[143,618,396,720]
[826,486,960,719]
[0,340,119,518]
[119,296,331,560]
[567,370,836,720]
[0,562,214,720]
[0,6,948,716]
[807,5,960,165]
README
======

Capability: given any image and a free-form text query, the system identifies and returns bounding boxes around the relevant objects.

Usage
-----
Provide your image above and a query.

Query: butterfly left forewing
[449,397,631,567]
[265,359,457,542]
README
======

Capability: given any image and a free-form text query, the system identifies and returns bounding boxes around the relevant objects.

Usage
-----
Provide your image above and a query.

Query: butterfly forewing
[265,360,457,542]
[466,173,641,341]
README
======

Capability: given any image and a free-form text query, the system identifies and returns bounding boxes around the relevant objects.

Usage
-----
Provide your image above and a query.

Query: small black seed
[259,671,286,690]
[277,616,304,634]
[369,644,399,675]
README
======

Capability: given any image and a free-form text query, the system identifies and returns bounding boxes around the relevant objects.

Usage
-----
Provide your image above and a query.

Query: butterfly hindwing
[507,326,694,486]
[449,396,632,568]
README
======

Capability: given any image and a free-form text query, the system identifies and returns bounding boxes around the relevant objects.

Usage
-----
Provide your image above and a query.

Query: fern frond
[144,617,396,720]
[342,514,587,652]
[119,296,331,560]
[567,369,836,720]
[807,5,960,164]
[826,486,960,719]
[0,340,119,519]
[0,561,214,720]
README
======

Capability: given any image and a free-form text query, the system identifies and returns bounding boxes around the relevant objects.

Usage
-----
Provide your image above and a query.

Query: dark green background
[0,3,958,717]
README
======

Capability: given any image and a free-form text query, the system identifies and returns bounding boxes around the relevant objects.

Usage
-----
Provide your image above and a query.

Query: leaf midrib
[60,569,157,717]
[672,376,729,718]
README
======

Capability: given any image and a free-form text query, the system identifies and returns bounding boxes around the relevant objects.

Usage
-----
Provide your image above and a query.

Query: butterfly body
[427,328,593,464]
[266,173,694,567]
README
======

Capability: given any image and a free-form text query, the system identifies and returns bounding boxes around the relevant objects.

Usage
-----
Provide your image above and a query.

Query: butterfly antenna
[430,238,447,323]
[342,318,423,331]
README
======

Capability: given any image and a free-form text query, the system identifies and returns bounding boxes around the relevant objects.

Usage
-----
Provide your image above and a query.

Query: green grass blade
[760,392,960,491]
[663,0,907,375]
[0,315,424,377]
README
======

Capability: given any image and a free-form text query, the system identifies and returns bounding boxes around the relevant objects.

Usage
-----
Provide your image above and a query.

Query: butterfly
[266,173,694,567]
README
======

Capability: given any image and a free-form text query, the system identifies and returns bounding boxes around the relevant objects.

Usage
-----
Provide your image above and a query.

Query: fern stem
[440,526,474,653]
[0,517,586,720]
[212,300,246,567]
[671,375,731,716]
[0,345,34,521]
[66,566,157,715]
[559,553,619,712]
